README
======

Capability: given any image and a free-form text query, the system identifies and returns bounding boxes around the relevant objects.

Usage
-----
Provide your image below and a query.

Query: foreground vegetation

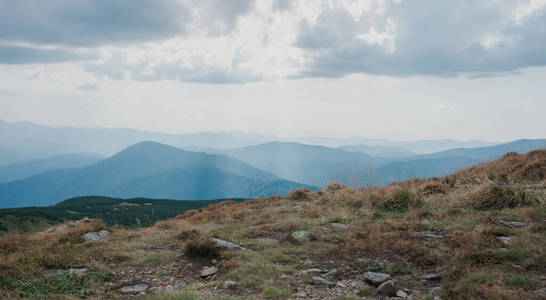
[0,150,544,299]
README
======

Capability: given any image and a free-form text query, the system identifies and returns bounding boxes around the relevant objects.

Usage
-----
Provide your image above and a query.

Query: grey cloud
[296,0,546,78]
[0,0,190,47]
[85,53,259,84]
[0,45,96,64]
[76,84,99,91]
[272,0,292,11]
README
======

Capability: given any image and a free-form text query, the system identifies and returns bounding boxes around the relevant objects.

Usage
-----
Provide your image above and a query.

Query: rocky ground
[1,150,545,299]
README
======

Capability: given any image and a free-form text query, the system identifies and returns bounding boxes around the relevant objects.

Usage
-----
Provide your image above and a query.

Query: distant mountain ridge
[0,142,311,208]
[0,153,104,183]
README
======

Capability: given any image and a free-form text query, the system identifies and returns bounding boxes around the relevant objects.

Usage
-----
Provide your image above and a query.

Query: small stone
[497,236,512,245]
[336,282,347,288]
[376,280,397,297]
[500,220,526,228]
[359,208,371,214]
[200,266,218,278]
[325,268,339,278]
[363,272,392,286]
[223,280,239,289]
[302,268,323,274]
[430,286,442,294]
[331,223,348,229]
[422,272,444,280]
[274,205,301,211]
[534,287,546,295]
[280,274,296,280]
[396,289,408,298]
[418,231,446,238]
[291,231,312,243]
[210,238,251,251]
[172,282,187,290]
[120,284,148,293]
[312,276,334,286]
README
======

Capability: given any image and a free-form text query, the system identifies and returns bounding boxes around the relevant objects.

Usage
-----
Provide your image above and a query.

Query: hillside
[338,144,415,158]
[0,196,245,233]
[0,150,544,299]
[0,142,310,208]
[0,153,104,183]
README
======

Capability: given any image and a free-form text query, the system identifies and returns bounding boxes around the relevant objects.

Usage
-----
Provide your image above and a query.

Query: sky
[0,0,545,141]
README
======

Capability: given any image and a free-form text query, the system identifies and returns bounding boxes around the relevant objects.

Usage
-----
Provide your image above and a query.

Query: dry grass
[1,150,545,299]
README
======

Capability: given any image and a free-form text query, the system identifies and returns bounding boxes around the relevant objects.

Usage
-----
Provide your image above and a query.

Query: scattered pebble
[422,272,444,280]
[120,284,148,293]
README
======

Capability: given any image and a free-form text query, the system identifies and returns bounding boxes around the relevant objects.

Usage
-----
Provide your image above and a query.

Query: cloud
[295,0,546,78]
[0,0,190,46]
[76,83,99,91]
[0,45,95,64]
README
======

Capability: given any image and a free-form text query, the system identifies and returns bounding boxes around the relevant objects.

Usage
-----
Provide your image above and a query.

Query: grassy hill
[0,196,245,233]
[0,150,544,299]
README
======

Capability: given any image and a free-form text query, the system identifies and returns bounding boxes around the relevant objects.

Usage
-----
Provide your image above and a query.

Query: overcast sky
[0,0,545,141]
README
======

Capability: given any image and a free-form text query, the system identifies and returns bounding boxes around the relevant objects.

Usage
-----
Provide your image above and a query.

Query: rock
[274,205,301,211]
[433,296,442,300]
[302,268,323,274]
[291,231,312,243]
[336,281,347,288]
[422,272,444,280]
[200,266,218,278]
[172,282,187,290]
[418,231,446,238]
[67,268,88,276]
[363,272,392,286]
[534,287,546,295]
[376,280,397,297]
[396,289,408,298]
[223,280,239,289]
[500,220,526,228]
[210,238,251,251]
[331,223,348,229]
[324,268,339,278]
[48,268,88,276]
[312,276,334,286]
[359,208,371,214]
[120,284,148,293]
[84,230,110,241]
[497,236,512,245]
[280,274,296,281]
[430,286,442,294]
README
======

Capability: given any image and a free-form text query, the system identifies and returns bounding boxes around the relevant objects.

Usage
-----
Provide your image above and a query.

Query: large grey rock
[210,238,251,251]
[200,266,218,278]
[376,280,397,297]
[291,230,312,243]
[396,289,408,298]
[83,230,110,242]
[363,272,391,286]
[120,284,148,293]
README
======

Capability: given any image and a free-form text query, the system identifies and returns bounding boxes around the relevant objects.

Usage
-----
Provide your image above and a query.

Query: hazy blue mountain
[413,139,546,160]
[211,142,380,186]
[0,120,276,162]
[113,166,308,200]
[374,156,481,186]
[0,153,104,183]
[0,141,309,208]
[282,136,498,153]
[339,144,415,157]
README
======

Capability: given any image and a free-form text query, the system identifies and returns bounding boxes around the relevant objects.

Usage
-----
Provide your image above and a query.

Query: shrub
[471,186,539,210]
[287,188,312,201]
[380,190,423,213]
[184,235,221,258]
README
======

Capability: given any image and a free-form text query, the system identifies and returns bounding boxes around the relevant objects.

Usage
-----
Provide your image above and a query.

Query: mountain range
[0,142,311,208]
